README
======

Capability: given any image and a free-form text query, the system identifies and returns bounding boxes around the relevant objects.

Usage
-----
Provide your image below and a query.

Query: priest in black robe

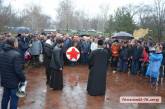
[49,38,64,90]
[87,39,109,96]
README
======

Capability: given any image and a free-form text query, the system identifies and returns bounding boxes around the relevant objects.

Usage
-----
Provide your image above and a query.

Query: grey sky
[5,0,154,20]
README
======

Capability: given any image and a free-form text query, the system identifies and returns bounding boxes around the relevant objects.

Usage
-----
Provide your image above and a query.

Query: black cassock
[87,48,109,96]
[49,45,64,90]
[50,70,63,90]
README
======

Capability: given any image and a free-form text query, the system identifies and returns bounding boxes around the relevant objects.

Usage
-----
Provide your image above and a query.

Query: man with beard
[87,39,109,96]
[49,38,64,90]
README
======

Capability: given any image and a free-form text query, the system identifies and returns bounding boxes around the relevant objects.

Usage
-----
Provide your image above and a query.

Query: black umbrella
[112,32,134,40]
[14,27,31,33]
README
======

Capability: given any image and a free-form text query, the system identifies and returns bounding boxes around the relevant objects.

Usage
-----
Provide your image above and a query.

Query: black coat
[50,45,64,70]
[43,43,54,66]
[162,49,165,65]
[0,42,4,53]
[87,48,109,96]
[0,42,4,85]
[130,46,143,60]
[119,46,129,60]
[18,36,30,56]
[0,44,26,89]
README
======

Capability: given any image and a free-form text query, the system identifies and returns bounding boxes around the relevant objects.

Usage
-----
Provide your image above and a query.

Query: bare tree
[153,0,165,41]
[23,5,51,32]
[98,4,110,32]
[56,0,74,31]
[0,1,12,31]
[137,0,165,41]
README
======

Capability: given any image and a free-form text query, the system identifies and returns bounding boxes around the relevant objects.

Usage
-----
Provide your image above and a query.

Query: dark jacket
[130,45,143,60]
[119,46,129,60]
[80,41,91,53]
[50,45,64,70]
[128,45,132,59]
[18,36,30,56]
[43,43,54,65]
[63,38,72,53]
[0,44,26,89]
[0,42,4,53]
[162,50,165,65]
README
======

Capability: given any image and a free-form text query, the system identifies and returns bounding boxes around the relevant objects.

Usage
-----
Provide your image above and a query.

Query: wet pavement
[0,65,165,109]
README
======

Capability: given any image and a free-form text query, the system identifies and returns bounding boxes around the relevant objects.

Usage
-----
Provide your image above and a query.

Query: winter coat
[29,39,42,56]
[0,44,26,88]
[119,46,129,60]
[63,38,72,53]
[130,46,143,60]
[0,42,4,53]
[18,37,30,56]
[81,41,91,53]
[43,42,54,66]
[162,49,165,65]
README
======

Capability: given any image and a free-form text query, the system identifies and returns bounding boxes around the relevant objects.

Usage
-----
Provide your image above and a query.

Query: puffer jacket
[0,44,26,88]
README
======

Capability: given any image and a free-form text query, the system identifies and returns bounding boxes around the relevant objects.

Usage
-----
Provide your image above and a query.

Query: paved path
[0,65,165,109]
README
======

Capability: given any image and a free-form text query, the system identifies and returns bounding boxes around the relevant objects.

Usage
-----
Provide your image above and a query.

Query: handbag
[39,54,44,63]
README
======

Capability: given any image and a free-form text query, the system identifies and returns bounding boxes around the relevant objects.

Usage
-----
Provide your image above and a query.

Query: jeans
[1,88,19,109]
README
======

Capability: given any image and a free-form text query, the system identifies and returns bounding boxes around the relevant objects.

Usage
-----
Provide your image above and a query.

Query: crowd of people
[0,32,165,109]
